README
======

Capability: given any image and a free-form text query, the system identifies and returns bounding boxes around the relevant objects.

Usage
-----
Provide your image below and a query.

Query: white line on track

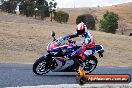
[6,83,132,88]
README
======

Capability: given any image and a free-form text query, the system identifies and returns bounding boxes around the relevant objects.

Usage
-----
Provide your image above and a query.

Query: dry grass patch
[0,12,132,66]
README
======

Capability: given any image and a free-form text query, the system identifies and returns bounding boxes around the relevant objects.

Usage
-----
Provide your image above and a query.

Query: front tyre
[83,56,98,74]
[33,56,51,75]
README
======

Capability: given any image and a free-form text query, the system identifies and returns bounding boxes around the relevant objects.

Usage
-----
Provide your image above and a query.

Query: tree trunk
[50,11,53,22]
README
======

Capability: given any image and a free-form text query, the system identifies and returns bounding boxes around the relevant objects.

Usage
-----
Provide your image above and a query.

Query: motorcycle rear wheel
[33,56,51,75]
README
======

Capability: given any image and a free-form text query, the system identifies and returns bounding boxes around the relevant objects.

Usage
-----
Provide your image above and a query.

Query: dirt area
[60,2,132,23]
[0,12,132,66]
[59,2,132,36]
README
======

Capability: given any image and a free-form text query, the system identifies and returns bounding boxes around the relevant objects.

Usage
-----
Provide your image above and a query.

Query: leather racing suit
[61,30,95,61]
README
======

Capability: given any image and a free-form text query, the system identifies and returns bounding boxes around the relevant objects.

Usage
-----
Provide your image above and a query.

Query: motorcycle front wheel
[82,56,98,74]
[33,56,51,75]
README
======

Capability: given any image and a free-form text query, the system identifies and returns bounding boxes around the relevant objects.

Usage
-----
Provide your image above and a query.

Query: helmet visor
[77,30,85,35]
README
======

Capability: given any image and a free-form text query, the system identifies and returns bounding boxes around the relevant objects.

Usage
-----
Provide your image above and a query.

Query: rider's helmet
[76,22,87,35]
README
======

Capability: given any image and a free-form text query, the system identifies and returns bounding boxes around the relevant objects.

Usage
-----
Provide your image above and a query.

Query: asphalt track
[0,64,132,88]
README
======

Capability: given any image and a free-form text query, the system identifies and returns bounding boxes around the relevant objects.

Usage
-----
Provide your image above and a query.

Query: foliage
[76,14,96,30]
[100,11,119,34]
[0,0,17,13]
[54,11,69,23]
[20,0,49,18]
[20,0,35,17]
[49,0,57,21]
[0,0,57,20]
[35,0,50,19]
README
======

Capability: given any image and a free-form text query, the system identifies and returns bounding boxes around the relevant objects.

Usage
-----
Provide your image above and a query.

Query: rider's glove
[98,52,103,58]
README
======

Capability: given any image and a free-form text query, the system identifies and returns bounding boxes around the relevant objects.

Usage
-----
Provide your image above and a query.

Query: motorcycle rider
[61,22,95,59]
[57,22,103,75]
[69,22,95,59]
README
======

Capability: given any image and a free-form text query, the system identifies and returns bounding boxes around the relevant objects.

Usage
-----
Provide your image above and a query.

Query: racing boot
[77,66,86,76]
[76,66,87,85]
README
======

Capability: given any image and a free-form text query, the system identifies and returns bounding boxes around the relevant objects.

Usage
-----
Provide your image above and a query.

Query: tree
[76,14,96,30]
[1,0,53,20]
[49,0,57,22]
[0,0,4,9]
[35,0,50,20]
[20,0,49,19]
[54,11,69,23]
[1,0,4,4]
[1,0,17,13]
[100,11,119,34]
[20,0,35,17]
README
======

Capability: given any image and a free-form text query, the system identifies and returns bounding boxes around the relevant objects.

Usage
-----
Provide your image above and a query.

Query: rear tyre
[33,56,51,75]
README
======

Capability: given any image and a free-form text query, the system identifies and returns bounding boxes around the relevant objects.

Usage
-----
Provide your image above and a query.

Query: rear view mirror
[51,31,55,37]
[51,31,56,41]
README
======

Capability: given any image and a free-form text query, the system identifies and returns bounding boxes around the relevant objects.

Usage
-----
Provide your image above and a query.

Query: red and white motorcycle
[33,32,104,75]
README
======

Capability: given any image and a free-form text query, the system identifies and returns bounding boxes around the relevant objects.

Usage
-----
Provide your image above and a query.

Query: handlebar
[68,39,76,44]
[55,37,76,46]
